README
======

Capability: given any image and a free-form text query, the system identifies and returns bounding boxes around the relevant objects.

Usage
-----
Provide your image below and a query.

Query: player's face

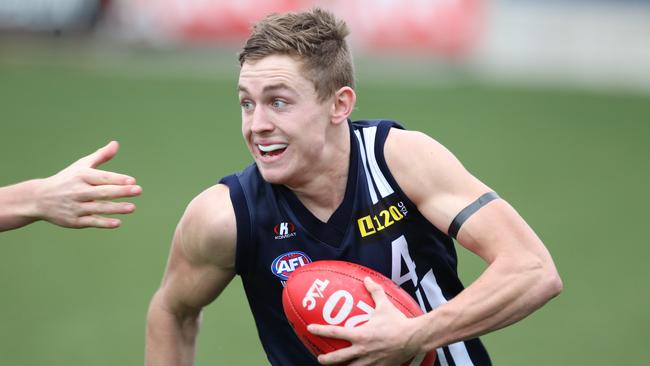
[238,54,334,186]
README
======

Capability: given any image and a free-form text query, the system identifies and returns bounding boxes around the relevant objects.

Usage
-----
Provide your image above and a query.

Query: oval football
[282,260,436,366]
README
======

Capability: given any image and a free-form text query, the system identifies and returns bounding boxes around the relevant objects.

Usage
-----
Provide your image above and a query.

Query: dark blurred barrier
[0,0,110,33]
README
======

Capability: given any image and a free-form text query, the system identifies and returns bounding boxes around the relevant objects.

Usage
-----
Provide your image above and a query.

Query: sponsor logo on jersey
[273,222,297,240]
[271,251,311,280]
[357,201,408,237]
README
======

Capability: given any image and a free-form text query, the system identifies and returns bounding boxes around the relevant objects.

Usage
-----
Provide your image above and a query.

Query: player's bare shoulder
[384,127,491,230]
[384,127,461,171]
[175,183,236,270]
[383,128,461,201]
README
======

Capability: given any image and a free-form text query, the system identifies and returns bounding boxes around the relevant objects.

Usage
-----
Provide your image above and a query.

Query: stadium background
[1,0,649,365]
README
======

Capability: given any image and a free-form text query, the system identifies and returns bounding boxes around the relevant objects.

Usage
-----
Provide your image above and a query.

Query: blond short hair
[239,8,355,101]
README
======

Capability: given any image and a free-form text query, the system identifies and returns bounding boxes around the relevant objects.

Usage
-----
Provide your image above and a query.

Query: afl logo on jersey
[274,222,297,240]
[271,251,311,280]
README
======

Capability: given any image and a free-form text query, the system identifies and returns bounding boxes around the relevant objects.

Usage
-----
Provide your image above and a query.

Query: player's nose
[250,106,274,133]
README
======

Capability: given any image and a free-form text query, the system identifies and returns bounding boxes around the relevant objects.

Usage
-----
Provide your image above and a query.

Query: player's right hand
[35,141,142,229]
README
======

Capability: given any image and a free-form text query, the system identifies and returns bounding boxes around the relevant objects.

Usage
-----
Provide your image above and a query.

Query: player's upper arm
[384,129,491,232]
[384,128,547,262]
[156,184,237,316]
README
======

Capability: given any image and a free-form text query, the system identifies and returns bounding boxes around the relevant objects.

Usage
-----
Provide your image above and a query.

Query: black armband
[448,191,500,239]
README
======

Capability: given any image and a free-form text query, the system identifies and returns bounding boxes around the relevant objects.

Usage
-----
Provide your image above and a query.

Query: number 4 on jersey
[391,235,447,312]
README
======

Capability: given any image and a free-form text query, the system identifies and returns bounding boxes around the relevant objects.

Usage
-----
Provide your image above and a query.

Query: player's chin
[257,167,289,185]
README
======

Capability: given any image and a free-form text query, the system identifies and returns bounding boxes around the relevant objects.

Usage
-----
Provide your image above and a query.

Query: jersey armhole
[219,175,253,275]
[373,121,419,211]
[372,121,448,238]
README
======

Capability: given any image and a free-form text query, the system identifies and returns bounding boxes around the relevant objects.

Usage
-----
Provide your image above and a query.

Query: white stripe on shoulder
[354,130,379,204]
[361,126,394,198]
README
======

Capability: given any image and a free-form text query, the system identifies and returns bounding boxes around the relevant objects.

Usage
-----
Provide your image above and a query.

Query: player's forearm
[146,293,201,366]
[417,253,562,351]
[0,179,42,231]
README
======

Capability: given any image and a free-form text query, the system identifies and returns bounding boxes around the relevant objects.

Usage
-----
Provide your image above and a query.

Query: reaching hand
[34,141,142,229]
[308,277,426,366]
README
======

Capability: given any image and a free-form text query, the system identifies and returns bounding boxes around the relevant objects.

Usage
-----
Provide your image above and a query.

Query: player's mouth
[257,143,288,160]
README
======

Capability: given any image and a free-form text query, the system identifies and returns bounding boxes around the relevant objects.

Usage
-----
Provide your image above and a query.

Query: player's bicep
[160,236,234,314]
[385,129,550,264]
[157,185,237,315]
[385,129,493,234]
[454,198,552,265]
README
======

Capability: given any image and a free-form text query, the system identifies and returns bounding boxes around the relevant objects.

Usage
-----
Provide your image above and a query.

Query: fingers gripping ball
[282,260,436,366]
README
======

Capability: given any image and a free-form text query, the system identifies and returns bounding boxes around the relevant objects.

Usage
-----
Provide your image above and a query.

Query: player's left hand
[307,277,425,366]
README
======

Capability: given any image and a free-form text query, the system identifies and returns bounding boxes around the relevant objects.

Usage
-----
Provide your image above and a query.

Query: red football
[282,260,436,366]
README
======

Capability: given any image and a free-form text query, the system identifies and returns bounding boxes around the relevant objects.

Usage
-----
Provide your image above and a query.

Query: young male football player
[1,141,141,232]
[146,8,562,366]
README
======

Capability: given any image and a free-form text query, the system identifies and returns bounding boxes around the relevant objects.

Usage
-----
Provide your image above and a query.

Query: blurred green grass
[1,53,649,365]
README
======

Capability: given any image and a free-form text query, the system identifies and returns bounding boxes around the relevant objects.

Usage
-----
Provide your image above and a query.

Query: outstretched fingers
[71,201,138,229]
[81,201,136,216]
[74,141,120,169]
[74,215,122,229]
[78,184,142,202]
[82,168,137,186]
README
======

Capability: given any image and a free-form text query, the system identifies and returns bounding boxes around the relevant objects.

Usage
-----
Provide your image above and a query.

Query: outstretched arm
[0,141,141,231]
[310,129,562,365]
[146,184,236,366]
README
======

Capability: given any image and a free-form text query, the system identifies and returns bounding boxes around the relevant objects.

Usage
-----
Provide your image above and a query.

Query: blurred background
[1,0,648,365]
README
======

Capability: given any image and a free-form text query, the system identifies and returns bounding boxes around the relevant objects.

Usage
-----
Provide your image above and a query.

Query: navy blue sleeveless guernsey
[220,120,492,366]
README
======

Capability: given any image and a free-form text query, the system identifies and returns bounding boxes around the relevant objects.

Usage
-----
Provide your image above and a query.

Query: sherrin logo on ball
[282,260,436,366]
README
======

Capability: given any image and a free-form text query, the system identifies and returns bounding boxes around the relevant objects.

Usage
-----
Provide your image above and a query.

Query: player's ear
[330,86,356,125]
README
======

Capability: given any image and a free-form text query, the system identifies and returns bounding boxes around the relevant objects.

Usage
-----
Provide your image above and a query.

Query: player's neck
[287,127,350,222]
[292,173,347,223]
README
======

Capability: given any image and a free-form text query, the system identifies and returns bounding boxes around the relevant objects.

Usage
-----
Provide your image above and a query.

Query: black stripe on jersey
[443,346,456,366]
[466,338,493,365]
[448,191,500,239]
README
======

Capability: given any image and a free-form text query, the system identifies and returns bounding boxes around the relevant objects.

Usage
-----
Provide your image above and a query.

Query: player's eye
[272,99,287,109]
[241,100,254,110]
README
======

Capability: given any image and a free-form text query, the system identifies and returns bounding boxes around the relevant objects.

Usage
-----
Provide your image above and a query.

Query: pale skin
[145,54,562,366]
[0,141,142,232]
[308,130,563,365]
